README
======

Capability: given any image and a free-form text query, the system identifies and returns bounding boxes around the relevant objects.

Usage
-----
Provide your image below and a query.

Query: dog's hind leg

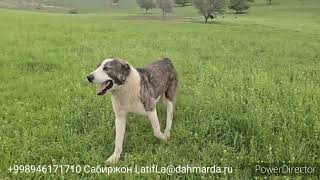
[162,96,173,139]
[147,109,168,142]
[163,73,178,139]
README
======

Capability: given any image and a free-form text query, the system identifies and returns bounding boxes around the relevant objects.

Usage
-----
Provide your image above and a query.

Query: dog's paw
[161,136,168,143]
[164,130,171,139]
[105,153,120,164]
[155,132,168,142]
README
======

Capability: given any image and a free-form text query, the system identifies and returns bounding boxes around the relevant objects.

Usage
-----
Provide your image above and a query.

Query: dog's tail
[163,57,173,65]
[163,57,176,71]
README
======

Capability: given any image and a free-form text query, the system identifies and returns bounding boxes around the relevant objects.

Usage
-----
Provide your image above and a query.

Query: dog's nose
[87,74,94,83]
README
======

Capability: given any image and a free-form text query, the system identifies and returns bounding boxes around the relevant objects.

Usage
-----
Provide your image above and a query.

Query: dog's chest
[112,94,147,115]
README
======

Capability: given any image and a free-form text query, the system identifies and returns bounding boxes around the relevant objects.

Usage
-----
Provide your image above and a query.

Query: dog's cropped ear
[114,62,130,84]
[122,63,130,75]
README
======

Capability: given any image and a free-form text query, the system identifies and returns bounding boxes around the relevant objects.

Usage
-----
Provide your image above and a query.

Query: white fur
[147,109,168,141]
[163,96,173,138]
[91,59,113,84]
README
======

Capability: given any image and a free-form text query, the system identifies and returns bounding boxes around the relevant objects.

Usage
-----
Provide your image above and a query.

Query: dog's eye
[103,66,110,71]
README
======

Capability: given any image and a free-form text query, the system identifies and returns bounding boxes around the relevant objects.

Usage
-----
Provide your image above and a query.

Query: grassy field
[0,0,137,13]
[44,0,137,12]
[0,0,320,179]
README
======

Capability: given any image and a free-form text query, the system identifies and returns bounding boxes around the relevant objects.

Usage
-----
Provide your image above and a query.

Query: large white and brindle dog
[87,58,178,163]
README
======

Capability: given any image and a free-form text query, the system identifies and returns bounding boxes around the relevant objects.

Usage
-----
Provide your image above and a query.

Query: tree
[155,0,174,16]
[174,0,191,6]
[111,0,120,7]
[137,0,156,13]
[32,0,42,9]
[229,0,249,14]
[267,0,272,5]
[192,0,226,23]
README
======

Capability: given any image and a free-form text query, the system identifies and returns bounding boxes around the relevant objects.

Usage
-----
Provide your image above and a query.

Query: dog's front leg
[147,109,167,142]
[106,110,127,163]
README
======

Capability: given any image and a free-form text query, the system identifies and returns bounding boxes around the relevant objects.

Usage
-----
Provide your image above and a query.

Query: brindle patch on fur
[104,60,130,85]
[137,58,178,111]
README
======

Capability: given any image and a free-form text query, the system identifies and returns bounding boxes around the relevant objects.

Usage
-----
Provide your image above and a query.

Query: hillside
[44,0,137,11]
[0,0,137,12]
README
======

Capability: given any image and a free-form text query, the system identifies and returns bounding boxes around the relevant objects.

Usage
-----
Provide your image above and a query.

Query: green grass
[0,0,320,179]
[43,0,138,12]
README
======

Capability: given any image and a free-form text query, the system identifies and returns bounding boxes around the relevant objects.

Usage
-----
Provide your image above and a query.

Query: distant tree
[155,0,174,16]
[229,0,249,14]
[299,0,305,5]
[32,0,42,9]
[137,0,156,13]
[68,8,79,14]
[174,0,191,6]
[192,0,226,23]
[112,0,120,7]
[267,0,272,5]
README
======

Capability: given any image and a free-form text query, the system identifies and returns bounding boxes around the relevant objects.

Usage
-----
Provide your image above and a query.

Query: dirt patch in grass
[114,15,193,22]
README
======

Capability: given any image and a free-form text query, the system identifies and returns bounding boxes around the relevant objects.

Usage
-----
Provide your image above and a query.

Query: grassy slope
[0,0,137,13]
[47,0,319,34]
[221,0,320,34]
[0,0,320,179]
[45,0,137,12]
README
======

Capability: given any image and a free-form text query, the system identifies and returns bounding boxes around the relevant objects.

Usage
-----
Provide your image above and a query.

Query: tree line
[136,0,274,23]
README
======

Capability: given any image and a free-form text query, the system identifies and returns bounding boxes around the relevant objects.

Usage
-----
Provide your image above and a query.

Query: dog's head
[87,59,131,96]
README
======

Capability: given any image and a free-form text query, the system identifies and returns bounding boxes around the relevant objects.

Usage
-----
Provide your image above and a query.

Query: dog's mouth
[97,80,113,96]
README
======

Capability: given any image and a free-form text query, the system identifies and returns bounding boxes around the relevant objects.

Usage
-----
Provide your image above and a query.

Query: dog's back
[136,58,178,111]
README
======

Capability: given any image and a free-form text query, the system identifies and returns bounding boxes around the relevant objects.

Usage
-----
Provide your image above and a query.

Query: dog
[87,58,178,163]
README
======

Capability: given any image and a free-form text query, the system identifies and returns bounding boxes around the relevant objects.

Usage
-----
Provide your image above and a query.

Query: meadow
[0,0,320,179]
